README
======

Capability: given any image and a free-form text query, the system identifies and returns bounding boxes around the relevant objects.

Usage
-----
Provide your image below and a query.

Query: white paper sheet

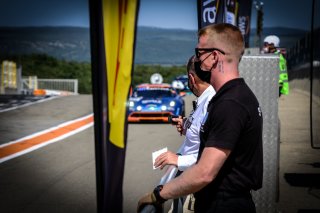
[152,147,167,170]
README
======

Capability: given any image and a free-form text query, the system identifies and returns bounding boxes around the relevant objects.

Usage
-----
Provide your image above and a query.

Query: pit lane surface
[0,91,319,212]
[0,94,194,212]
[0,95,56,113]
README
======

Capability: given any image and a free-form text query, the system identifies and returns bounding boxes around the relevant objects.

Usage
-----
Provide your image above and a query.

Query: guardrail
[22,78,78,95]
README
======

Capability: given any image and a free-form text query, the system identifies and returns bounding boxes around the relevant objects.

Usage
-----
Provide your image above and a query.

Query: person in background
[152,55,215,213]
[137,23,263,213]
[263,35,289,96]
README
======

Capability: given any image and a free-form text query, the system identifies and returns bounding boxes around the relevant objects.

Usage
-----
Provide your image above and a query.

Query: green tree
[1,54,188,94]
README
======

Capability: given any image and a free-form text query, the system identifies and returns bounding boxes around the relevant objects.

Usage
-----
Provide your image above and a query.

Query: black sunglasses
[195,48,226,58]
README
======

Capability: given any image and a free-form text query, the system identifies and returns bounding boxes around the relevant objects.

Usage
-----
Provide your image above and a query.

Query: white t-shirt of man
[159,85,215,184]
[177,85,216,171]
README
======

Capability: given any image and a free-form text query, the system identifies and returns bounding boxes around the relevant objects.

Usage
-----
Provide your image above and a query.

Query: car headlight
[129,101,134,107]
[169,101,175,107]
[137,106,142,111]
[161,105,167,111]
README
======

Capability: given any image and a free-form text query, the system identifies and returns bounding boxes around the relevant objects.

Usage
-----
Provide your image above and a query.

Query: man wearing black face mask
[186,56,214,98]
[154,55,215,171]
[148,55,215,213]
[138,23,263,213]
[193,52,215,84]
[191,23,263,213]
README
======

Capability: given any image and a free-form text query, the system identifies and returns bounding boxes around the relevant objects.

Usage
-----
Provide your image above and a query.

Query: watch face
[154,185,166,203]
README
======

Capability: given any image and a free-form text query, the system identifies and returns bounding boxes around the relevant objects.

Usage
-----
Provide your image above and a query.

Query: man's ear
[188,73,195,84]
[210,51,220,70]
[212,51,219,62]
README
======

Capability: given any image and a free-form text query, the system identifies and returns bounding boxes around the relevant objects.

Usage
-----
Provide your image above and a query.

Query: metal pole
[309,0,319,149]
[254,1,264,48]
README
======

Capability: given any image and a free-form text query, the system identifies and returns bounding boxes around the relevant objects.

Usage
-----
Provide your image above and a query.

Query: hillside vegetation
[1,54,187,94]
[0,26,307,65]
[0,26,307,94]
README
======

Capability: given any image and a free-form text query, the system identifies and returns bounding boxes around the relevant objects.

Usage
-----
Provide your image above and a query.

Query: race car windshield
[134,89,175,98]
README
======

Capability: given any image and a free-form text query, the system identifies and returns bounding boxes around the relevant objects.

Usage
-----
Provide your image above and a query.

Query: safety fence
[1,60,78,95]
[22,77,78,95]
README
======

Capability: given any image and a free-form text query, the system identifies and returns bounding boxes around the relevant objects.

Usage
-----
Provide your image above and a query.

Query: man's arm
[160,146,231,199]
[154,151,179,169]
[154,151,198,171]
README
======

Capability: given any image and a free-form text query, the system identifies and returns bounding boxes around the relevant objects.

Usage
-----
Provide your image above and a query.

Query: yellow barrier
[1,60,17,89]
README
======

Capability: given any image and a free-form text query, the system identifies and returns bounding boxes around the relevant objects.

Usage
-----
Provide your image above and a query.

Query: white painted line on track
[0,113,94,164]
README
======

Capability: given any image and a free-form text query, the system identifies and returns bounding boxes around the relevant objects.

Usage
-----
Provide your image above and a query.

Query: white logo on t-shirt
[258,106,262,117]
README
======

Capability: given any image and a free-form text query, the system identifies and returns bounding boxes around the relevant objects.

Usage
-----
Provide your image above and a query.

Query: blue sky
[138,0,313,30]
[0,0,89,27]
[0,0,313,30]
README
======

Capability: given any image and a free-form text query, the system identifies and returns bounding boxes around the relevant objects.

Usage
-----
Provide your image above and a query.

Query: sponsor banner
[197,0,252,47]
[237,0,252,47]
[197,0,224,28]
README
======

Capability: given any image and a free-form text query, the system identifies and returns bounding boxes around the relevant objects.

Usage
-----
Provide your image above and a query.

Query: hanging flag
[237,0,253,47]
[224,0,238,25]
[89,0,139,212]
[197,0,224,28]
[197,0,252,47]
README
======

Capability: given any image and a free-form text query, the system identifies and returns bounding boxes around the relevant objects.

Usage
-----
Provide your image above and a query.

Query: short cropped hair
[198,23,244,62]
[186,55,196,74]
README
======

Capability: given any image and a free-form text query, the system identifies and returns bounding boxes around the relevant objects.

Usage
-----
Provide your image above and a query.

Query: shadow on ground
[284,167,320,212]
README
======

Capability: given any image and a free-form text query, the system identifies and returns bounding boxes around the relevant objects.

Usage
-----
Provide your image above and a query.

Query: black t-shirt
[195,78,263,203]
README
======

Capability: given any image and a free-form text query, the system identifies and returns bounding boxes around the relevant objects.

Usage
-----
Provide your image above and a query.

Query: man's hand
[154,151,178,170]
[172,116,184,135]
[137,192,161,212]
[137,185,166,213]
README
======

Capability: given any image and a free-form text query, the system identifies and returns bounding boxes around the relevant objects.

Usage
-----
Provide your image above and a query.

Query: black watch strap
[153,185,167,204]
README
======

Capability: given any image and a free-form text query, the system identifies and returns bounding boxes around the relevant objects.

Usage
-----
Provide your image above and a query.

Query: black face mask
[194,60,211,84]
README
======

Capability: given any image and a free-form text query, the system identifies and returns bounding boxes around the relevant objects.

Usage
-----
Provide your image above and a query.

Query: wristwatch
[153,185,167,204]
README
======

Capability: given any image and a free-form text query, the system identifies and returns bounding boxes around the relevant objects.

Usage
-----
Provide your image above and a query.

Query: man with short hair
[138,23,263,213]
[154,55,215,212]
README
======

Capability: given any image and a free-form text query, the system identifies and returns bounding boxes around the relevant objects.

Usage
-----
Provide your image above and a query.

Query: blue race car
[128,83,185,123]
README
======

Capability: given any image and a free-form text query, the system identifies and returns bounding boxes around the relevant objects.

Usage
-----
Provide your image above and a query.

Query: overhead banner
[89,0,139,212]
[197,0,252,47]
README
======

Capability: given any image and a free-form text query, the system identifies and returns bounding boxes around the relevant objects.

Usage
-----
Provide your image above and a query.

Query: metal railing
[22,77,78,95]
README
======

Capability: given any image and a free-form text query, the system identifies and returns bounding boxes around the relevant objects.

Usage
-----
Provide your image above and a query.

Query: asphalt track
[0,91,319,213]
[0,94,193,213]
